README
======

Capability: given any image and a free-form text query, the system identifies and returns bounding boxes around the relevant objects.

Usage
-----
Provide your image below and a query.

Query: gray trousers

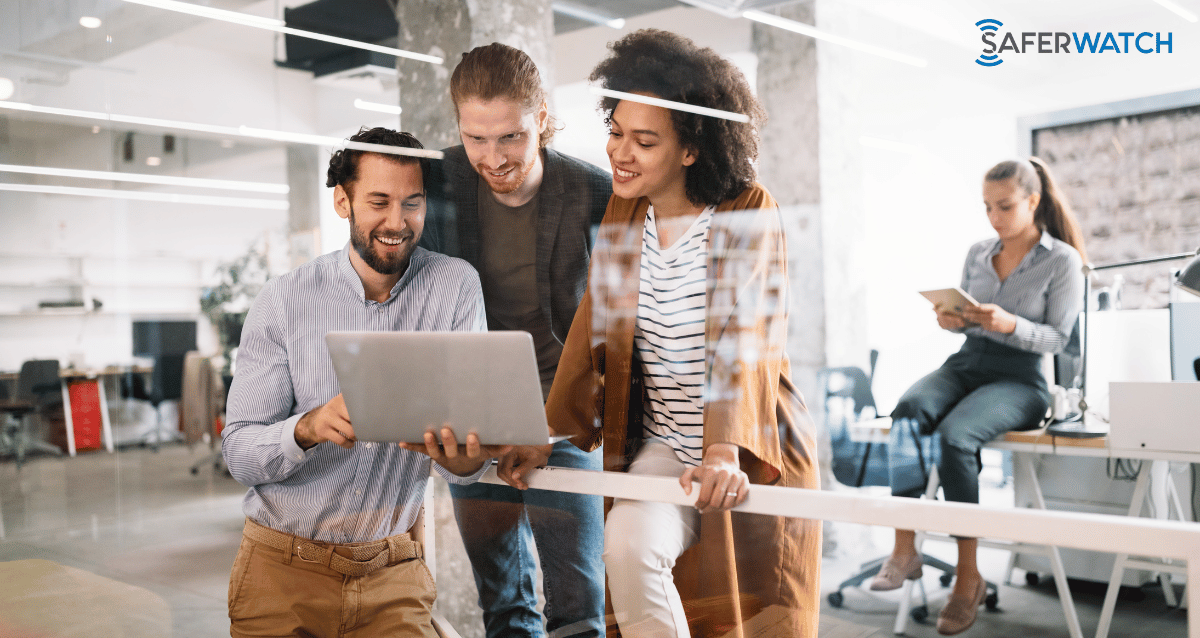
[889,337,1051,504]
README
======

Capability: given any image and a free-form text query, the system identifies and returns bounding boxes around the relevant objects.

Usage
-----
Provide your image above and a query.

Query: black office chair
[0,359,65,467]
[820,349,889,488]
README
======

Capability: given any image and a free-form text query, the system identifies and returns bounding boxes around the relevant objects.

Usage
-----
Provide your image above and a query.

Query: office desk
[849,419,1193,638]
[987,429,1197,638]
[1,366,151,456]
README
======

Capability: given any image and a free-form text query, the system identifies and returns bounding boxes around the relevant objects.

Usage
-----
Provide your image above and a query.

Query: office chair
[127,355,186,450]
[826,419,984,625]
[182,352,227,476]
[0,360,65,467]
[820,349,889,488]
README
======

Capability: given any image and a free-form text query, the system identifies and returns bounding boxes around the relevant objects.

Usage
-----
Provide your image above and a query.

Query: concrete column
[395,1,471,149]
[753,0,867,554]
[752,1,824,399]
[393,4,555,637]
[286,144,322,270]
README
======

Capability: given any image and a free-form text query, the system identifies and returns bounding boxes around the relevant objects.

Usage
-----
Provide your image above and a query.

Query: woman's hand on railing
[680,442,749,512]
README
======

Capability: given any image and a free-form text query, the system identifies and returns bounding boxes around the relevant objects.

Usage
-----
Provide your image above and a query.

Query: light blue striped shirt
[958,231,1084,354]
[222,245,488,543]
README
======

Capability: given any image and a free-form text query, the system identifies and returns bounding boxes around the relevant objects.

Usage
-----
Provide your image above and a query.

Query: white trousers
[604,440,700,638]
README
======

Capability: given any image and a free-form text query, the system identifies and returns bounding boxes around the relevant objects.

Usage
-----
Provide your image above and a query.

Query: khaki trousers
[228,520,438,638]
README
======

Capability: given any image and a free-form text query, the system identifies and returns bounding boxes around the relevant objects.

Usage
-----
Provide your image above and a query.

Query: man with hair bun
[223,127,499,638]
[419,43,610,638]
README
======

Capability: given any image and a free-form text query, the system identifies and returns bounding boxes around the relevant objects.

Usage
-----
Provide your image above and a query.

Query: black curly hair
[326,127,429,196]
[589,29,765,206]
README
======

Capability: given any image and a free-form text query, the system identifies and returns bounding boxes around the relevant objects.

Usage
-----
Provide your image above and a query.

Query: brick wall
[1033,105,1200,309]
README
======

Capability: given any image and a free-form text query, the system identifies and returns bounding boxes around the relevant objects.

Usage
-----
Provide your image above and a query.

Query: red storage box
[67,380,104,451]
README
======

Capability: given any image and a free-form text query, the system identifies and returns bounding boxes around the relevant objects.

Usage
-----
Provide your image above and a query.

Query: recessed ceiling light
[80,16,103,28]
[146,156,162,166]
[0,78,14,101]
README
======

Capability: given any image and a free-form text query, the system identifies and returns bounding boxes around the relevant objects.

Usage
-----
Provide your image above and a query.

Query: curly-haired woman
[499,29,820,638]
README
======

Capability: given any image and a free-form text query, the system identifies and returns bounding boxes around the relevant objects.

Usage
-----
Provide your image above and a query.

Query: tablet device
[919,287,980,315]
[325,331,560,446]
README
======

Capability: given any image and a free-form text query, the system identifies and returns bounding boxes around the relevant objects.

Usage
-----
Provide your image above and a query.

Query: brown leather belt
[243,518,423,578]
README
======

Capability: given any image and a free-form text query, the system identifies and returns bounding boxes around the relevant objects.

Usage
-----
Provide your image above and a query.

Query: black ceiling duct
[275,0,399,78]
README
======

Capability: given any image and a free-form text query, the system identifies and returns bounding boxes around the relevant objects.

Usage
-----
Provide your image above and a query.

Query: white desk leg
[1018,453,1083,638]
[1188,557,1199,637]
[59,380,76,457]
[96,376,114,453]
[1095,462,1151,638]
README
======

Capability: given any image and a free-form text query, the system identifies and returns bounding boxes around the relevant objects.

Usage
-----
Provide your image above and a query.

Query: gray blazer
[419,145,612,342]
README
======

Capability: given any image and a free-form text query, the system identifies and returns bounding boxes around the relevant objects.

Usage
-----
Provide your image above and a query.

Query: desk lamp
[1077,247,1200,415]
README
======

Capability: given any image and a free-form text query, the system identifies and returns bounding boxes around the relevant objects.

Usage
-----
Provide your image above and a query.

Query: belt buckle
[296,542,330,564]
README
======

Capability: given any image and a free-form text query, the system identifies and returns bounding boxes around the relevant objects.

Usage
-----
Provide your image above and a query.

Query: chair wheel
[190,467,199,475]
[827,591,844,608]
[940,573,954,587]
[911,605,929,623]
[1025,572,1039,586]
[985,592,999,611]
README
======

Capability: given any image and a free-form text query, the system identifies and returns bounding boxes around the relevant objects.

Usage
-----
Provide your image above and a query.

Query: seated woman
[870,158,1086,635]
[501,29,820,638]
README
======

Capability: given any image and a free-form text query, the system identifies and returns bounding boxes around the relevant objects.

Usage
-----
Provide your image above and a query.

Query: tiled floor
[0,445,1188,637]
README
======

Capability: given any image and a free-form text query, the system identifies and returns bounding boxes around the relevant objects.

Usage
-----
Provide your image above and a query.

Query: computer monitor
[132,320,197,357]
[1170,302,1200,381]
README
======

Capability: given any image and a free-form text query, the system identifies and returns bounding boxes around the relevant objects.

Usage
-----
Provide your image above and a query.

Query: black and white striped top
[222,245,488,543]
[636,206,714,467]
[959,231,1084,354]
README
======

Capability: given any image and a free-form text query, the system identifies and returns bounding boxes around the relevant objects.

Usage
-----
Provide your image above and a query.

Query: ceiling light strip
[551,2,626,29]
[122,0,444,64]
[1152,0,1199,22]
[354,99,403,115]
[0,183,289,209]
[0,102,445,160]
[122,0,283,27]
[0,164,289,194]
[742,10,928,68]
[238,126,445,159]
[589,87,750,123]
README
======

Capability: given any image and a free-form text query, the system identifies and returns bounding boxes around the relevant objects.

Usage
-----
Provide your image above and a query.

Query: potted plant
[200,243,271,377]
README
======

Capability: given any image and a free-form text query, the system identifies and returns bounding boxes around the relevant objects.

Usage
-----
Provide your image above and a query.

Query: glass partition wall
[2,1,1197,637]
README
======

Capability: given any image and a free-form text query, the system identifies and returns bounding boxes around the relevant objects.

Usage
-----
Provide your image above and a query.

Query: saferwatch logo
[975,18,1175,67]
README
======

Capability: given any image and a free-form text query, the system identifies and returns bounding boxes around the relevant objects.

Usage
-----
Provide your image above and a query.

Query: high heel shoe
[868,554,923,591]
[936,578,987,635]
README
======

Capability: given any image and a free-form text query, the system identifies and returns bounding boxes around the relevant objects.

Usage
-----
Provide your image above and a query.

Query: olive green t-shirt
[476,180,563,399]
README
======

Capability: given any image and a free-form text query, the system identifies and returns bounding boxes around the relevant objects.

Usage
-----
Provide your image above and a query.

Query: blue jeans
[449,440,604,638]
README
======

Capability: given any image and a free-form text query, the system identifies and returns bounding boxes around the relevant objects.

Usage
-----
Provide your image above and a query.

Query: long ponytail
[985,157,1088,263]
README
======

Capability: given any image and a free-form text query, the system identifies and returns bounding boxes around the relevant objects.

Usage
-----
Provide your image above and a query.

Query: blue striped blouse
[958,231,1084,354]
[222,245,488,543]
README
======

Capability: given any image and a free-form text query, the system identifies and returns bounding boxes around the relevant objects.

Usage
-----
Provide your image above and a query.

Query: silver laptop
[325,331,555,445]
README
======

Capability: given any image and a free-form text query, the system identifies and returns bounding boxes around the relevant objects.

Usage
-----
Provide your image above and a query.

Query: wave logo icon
[976,19,1004,66]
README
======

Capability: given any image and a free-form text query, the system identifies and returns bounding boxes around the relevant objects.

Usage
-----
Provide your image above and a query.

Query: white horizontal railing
[476,465,1200,637]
